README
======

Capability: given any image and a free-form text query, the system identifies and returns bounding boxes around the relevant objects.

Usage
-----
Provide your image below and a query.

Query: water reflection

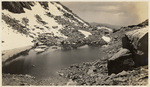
[3,45,103,79]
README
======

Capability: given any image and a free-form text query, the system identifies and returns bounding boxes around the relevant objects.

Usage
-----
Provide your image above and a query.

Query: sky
[61,2,148,26]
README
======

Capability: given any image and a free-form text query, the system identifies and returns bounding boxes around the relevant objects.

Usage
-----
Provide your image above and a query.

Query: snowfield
[2,2,89,51]
[2,2,66,38]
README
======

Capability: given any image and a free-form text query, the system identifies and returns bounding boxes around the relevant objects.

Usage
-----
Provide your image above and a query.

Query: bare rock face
[107,48,134,75]
[122,27,148,66]
[2,2,34,13]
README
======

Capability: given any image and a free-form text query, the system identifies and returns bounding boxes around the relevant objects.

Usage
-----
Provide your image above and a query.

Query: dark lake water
[3,45,103,79]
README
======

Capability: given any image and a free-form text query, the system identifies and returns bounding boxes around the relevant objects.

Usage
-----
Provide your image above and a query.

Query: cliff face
[2,1,90,50]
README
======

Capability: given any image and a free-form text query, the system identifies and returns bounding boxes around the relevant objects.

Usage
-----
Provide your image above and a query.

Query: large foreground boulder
[107,48,134,75]
[122,27,148,66]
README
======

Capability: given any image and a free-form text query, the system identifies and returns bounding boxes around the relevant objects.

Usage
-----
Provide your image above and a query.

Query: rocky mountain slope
[2,1,91,51]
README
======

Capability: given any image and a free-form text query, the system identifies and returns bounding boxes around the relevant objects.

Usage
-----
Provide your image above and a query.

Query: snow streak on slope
[102,36,111,43]
[78,30,92,38]
[52,2,89,27]
[1,20,33,51]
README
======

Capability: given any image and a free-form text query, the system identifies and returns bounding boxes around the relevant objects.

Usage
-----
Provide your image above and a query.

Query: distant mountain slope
[2,1,91,50]
[90,22,121,30]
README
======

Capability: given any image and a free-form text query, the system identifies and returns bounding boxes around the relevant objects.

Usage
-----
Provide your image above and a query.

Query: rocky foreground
[58,60,148,85]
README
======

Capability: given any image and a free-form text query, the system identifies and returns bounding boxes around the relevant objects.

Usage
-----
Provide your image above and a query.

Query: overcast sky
[61,2,148,26]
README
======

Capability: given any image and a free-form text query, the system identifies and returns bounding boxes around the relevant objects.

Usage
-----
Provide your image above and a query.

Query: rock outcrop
[122,27,148,66]
[107,48,134,75]
[107,23,148,74]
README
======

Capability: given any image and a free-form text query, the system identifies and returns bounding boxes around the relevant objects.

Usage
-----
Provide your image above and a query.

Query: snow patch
[47,2,63,16]
[78,30,92,38]
[102,36,111,43]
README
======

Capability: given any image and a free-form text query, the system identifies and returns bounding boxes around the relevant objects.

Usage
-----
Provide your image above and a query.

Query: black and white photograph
[1,0,149,86]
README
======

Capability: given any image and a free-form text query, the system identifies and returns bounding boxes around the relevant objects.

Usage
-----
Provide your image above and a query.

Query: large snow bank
[1,21,33,51]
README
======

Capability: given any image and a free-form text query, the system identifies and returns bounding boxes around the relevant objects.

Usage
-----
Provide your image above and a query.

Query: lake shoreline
[2,44,105,85]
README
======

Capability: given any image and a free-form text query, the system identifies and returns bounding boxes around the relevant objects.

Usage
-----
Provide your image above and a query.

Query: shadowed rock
[2,2,34,13]
[107,48,134,75]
